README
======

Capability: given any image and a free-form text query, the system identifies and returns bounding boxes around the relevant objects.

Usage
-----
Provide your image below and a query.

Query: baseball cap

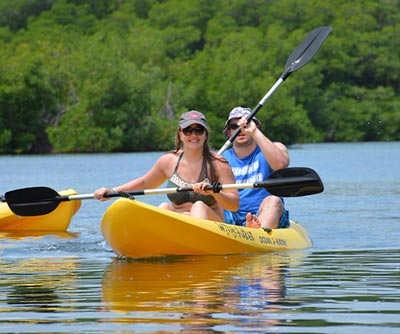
[179,110,208,129]
[224,107,261,128]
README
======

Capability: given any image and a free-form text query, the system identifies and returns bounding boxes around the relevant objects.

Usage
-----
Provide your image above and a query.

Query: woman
[94,110,239,222]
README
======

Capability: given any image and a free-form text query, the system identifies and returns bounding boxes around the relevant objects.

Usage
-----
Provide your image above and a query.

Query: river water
[0,142,399,333]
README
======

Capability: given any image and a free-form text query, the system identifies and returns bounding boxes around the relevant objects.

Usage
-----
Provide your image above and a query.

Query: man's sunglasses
[182,126,206,136]
[227,123,240,130]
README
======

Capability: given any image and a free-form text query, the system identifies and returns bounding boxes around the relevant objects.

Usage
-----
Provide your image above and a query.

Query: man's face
[227,118,253,146]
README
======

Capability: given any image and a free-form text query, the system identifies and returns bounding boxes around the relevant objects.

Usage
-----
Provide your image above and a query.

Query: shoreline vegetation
[0,0,399,154]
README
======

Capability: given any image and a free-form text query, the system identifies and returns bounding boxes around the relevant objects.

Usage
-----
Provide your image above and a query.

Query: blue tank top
[167,153,216,206]
[222,146,273,213]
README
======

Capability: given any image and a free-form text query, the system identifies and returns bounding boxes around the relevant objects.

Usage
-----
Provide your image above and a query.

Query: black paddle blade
[256,167,324,197]
[283,26,332,77]
[5,186,61,216]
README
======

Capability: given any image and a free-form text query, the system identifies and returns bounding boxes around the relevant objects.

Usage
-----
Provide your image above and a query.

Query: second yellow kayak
[0,188,81,231]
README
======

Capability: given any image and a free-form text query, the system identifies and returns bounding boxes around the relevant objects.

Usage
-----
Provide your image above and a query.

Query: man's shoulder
[222,148,234,158]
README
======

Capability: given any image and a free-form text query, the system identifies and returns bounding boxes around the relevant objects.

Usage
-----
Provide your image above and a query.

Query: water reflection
[0,258,79,319]
[0,250,399,333]
[102,252,306,332]
[7,285,60,312]
[0,231,78,240]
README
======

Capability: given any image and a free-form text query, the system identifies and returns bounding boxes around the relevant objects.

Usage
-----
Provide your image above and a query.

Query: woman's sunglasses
[182,126,206,136]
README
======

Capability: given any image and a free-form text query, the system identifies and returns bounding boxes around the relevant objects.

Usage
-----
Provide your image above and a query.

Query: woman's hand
[94,187,113,201]
[192,182,212,195]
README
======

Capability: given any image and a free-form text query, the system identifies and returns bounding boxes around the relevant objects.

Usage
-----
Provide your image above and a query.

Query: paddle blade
[256,167,324,197]
[283,26,332,77]
[5,186,61,216]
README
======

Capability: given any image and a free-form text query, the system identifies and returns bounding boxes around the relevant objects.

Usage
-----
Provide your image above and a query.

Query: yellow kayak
[101,198,312,258]
[0,189,81,231]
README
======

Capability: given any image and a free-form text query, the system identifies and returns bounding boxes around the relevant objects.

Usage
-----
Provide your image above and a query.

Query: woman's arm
[94,153,174,200]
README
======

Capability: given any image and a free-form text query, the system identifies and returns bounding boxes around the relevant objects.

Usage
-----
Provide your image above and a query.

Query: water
[0,142,399,333]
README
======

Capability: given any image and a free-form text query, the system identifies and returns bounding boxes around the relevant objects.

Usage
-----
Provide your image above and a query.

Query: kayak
[101,198,312,258]
[0,189,81,231]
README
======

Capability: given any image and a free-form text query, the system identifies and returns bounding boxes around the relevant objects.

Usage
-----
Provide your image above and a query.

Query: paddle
[218,26,332,154]
[4,167,323,216]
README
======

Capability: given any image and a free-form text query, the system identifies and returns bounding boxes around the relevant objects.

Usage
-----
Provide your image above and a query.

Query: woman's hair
[171,128,226,183]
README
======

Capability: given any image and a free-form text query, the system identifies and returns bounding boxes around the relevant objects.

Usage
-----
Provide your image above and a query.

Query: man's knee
[260,196,284,213]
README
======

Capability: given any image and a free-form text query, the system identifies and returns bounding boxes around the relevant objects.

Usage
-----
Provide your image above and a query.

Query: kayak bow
[0,188,81,231]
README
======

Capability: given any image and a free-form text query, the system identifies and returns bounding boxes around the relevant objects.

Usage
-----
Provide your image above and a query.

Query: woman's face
[179,124,207,148]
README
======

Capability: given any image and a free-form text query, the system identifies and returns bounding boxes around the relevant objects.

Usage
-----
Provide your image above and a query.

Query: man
[222,107,290,229]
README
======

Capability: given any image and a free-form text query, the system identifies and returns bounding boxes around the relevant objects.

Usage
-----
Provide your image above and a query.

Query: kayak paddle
[218,26,332,154]
[4,167,323,216]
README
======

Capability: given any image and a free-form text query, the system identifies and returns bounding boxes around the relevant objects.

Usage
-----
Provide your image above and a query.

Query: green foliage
[0,0,399,154]
[0,0,56,31]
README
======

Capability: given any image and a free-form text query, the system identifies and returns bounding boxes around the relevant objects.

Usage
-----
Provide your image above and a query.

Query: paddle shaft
[53,176,317,202]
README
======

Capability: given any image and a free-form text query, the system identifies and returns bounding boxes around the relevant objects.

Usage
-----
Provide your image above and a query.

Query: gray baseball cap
[224,107,261,128]
[179,110,208,129]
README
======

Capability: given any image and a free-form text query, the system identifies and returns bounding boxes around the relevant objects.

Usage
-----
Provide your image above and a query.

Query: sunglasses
[227,123,240,130]
[182,126,206,136]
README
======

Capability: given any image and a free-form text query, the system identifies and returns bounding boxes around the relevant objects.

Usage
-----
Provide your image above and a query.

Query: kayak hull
[101,198,312,258]
[0,189,81,231]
